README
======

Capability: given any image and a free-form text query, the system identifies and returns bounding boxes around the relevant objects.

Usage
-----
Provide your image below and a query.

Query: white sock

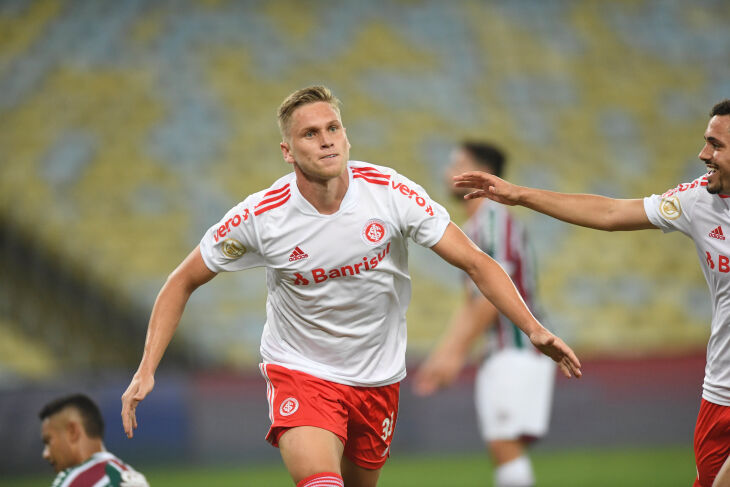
[495,455,535,487]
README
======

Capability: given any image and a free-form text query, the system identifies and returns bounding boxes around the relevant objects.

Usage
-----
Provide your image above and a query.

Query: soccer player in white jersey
[451,99,730,487]
[120,85,582,487]
[415,142,555,487]
[40,394,148,487]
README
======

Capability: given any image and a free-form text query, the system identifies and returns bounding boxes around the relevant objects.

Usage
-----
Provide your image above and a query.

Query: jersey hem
[702,391,730,407]
[260,360,406,388]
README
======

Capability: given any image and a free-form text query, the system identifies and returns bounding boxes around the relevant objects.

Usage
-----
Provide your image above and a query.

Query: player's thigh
[260,363,349,447]
[342,383,400,471]
[714,453,730,487]
[475,349,555,441]
[695,400,730,487]
[279,425,344,483]
[341,455,381,487]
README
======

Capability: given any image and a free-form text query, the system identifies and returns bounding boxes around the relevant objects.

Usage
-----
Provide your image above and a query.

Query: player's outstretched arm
[453,171,656,231]
[121,246,216,438]
[413,294,496,396]
[431,223,582,378]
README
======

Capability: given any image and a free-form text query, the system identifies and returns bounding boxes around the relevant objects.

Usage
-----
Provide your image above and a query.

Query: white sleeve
[199,198,266,272]
[390,172,450,247]
[643,182,699,236]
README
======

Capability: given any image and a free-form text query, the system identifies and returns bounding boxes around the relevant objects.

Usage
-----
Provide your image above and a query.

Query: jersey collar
[290,162,358,217]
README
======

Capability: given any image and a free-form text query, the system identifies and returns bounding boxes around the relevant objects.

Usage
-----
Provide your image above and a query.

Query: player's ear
[66,420,81,442]
[280,141,295,165]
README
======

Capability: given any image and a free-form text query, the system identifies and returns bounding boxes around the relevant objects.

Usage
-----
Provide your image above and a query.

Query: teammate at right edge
[453,99,730,487]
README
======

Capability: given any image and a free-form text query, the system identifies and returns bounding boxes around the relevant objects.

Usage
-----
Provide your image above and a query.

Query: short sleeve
[643,180,701,236]
[390,172,450,247]
[199,199,266,272]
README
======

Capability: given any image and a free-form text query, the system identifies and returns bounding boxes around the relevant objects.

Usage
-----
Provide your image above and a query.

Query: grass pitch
[7,445,694,486]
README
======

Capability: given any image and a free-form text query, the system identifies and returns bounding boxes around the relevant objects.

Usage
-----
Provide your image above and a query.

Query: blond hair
[277,85,342,138]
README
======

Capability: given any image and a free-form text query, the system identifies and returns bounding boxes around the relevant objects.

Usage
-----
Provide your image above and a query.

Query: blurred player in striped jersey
[415,142,555,487]
[121,86,581,487]
[452,100,730,487]
[40,394,148,487]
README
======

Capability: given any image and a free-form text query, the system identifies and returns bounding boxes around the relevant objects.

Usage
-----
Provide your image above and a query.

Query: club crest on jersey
[221,238,246,259]
[362,218,388,246]
[659,196,681,220]
[279,397,299,417]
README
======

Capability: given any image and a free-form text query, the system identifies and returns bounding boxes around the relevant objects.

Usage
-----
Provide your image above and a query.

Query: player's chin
[319,160,347,179]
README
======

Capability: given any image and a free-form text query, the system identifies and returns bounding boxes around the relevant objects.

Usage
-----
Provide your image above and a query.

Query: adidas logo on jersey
[289,246,309,262]
[709,226,726,240]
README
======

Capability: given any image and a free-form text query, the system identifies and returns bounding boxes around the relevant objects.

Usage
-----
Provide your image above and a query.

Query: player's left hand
[412,348,466,396]
[529,329,582,378]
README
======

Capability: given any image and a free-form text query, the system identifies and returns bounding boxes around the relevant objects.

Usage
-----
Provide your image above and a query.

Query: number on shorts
[381,411,395,441]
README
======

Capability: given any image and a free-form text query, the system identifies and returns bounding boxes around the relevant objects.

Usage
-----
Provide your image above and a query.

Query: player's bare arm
[121,246,216,438]
[431,223,582,378]
[413,294,496,396]
[453,171,657,231]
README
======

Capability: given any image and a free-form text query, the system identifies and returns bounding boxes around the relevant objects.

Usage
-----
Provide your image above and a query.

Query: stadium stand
[0,0,727,372]
[0,214,188,377]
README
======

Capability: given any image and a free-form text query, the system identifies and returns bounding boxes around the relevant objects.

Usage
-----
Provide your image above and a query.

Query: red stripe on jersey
[255,192,291,216]
[261,184,290,198]
[255,187,290,210]
[352,166,389,177]
[353,174,389,185]
[68,461,107,486]
[255,185,290,208]
[352,167,390,181]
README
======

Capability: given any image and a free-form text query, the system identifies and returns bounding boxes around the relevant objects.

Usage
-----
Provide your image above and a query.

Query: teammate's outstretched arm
[453,172,656,232]
[431,223,582,378]
[121,246,216,438]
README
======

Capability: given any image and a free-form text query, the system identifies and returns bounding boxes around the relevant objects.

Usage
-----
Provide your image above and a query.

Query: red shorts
[693,398,730,487]
[259,363,400,470]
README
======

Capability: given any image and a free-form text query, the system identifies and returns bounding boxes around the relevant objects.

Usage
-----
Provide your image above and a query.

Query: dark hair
[710,99,730,117]
[39,394,104,439]
[460,141,507,177]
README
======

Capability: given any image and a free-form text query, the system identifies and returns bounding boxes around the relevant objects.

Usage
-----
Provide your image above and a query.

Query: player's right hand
[121,372,155,439]
[453,171,523,206]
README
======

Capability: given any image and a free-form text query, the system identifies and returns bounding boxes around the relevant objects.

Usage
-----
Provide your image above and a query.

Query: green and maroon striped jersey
[50,451,147,487]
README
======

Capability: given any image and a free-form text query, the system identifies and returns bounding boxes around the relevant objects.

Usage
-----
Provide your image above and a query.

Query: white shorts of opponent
[474,348,556,442]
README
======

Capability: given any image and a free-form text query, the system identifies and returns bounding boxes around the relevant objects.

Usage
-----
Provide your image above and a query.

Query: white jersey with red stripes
[50,451,147,487]
[463,199,542,356]
[644,174,730,406]
[199,161,450,386]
